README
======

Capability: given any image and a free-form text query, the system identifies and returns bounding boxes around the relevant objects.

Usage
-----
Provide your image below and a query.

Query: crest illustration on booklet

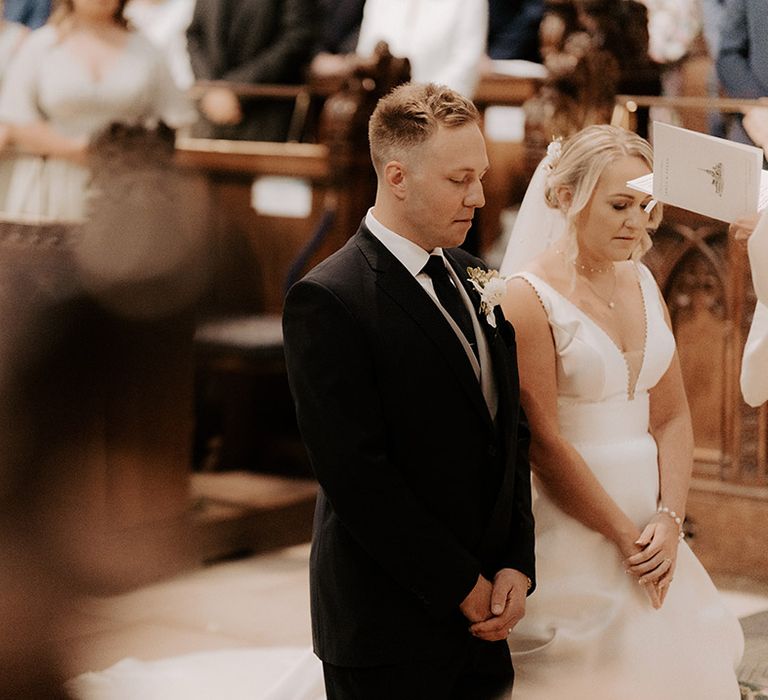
[627,121,768,222]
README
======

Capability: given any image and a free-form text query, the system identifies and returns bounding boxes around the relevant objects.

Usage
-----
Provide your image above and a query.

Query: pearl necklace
[555,249,617,308]
[572,257,613,274]
[572,259,617,309]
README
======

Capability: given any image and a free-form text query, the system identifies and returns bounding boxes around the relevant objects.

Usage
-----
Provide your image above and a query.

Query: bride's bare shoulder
[514,248,566,287]
[503,254,559,321]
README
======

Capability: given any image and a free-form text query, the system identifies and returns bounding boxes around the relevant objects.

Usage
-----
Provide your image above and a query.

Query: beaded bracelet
[657,505,685,541]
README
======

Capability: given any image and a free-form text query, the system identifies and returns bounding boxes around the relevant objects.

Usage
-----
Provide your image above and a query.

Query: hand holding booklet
[627,122,768,223]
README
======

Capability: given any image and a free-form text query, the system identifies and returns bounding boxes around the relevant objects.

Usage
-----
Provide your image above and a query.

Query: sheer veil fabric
[499,150,566,276]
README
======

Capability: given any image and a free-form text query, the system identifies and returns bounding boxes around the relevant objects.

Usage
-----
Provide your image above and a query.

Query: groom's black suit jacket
[283,223,535,668]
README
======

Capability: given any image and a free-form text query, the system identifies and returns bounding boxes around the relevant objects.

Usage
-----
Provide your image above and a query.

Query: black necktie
[422,255,478,357]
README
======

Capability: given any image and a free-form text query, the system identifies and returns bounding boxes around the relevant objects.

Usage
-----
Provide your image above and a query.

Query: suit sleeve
[716,0,766,97]
[283,279,481,619]
[504,404,536,593]
[186,1,215,81]
[487,0,544,61]
[221,0,314,84]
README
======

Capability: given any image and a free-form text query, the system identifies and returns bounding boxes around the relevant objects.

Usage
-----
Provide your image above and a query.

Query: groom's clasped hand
[462,569,529,641]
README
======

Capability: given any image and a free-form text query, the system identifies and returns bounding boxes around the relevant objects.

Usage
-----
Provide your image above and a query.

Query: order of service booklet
[627,121,768,223]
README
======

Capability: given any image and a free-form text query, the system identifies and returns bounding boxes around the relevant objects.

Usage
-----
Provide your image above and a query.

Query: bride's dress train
[508,265,744,699]
[66,647,325,700]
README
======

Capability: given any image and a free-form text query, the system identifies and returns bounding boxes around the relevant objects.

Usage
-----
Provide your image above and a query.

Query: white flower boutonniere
[466,266,509,328]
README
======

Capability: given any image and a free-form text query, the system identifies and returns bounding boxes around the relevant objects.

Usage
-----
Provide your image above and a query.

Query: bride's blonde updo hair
[543,124,661,262]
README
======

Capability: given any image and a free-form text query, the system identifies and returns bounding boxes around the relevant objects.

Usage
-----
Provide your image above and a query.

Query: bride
[499,124,744,698]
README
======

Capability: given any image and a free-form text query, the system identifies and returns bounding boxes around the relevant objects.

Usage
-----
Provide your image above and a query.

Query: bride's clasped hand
[624,505,684,608]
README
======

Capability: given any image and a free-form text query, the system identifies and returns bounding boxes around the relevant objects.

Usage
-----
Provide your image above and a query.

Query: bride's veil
[499,146,567,276]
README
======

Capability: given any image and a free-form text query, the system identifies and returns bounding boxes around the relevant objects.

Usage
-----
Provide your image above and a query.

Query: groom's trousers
[321,636,513,700]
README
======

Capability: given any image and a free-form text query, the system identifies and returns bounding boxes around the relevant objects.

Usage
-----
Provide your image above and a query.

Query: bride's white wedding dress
[508,263,744,699]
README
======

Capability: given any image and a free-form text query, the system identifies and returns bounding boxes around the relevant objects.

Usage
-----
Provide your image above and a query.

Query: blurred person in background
[716,0,768,146]
[699,0,727,138]
[0,0,196,221]
[486,0,543,64]
[0,0,27,206]
[3,0,49,28]
[186,0,314,141]
[125,0,196,90]
[730,214,768,407]
[355,0,488,98]
[309,0,364,78]
[0,1,27,81]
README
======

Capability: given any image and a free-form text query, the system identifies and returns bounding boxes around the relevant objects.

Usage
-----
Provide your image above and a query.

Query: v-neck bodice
[514,263,675,408]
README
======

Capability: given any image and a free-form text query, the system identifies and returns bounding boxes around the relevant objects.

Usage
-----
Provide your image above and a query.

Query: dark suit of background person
[487,0,544,63]
[3,0,50,29]
[186,0,314,141]
[716,0,768,145]
[314,0,365,56]
[283,85,534,700]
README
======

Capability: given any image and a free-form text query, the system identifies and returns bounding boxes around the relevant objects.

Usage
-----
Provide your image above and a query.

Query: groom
[283,82,535,699]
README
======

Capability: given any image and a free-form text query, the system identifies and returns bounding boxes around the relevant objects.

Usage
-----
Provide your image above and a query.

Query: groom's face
[401,123,489,252]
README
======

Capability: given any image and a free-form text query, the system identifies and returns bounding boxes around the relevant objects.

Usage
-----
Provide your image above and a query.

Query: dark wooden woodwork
[170,47,411,562]
[176,43,410,316]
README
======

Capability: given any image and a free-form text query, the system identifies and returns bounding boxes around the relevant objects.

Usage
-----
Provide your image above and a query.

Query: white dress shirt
[355,0,488,98]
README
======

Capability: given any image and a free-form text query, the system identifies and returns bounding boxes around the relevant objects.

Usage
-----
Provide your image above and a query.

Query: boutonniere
[466,266,509,328]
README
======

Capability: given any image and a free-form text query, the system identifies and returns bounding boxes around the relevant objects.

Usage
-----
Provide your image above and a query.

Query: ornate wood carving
[176,43,410,315]
[644,209,768,487]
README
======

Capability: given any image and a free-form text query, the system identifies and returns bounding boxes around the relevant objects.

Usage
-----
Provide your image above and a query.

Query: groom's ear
[384,161,408,200]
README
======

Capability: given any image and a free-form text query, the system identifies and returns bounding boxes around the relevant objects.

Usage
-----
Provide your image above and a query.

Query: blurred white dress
[67,648,325,700]
[124,0,195,90]
[508,263,744,699]
[741,209,768,407]
[0,25,195,222]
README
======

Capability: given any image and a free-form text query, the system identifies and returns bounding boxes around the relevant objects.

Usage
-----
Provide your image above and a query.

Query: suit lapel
[446,252,521,441]
[445,253,500,351]
[356,228,493,429]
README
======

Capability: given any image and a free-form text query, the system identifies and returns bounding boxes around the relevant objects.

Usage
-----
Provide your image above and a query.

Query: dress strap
[510,271,553,319]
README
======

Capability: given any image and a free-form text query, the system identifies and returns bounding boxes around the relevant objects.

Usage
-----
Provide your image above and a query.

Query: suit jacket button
[487,444,497,458]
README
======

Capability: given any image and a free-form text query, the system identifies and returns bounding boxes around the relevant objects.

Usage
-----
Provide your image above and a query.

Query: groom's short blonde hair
[368,82,480,174]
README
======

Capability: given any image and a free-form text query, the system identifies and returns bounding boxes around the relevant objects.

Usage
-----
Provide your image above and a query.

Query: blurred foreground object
[0,122,208,697]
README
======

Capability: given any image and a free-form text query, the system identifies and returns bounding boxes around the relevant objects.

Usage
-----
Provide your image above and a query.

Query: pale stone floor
[61,544,768,689]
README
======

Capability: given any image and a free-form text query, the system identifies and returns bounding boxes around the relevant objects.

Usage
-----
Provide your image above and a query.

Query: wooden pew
[174,46,410,563]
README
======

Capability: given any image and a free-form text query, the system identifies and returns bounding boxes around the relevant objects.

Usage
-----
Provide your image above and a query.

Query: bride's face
[576,155,654,262]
